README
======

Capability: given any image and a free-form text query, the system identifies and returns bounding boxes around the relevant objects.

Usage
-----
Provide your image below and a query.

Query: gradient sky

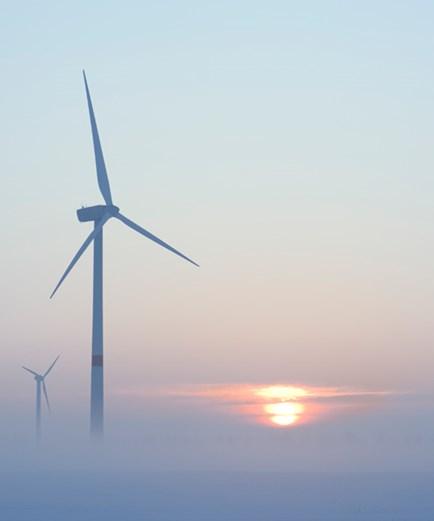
[3,0,434,476]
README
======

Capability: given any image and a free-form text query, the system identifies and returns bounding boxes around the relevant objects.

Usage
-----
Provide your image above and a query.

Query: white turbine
[50,71,199,439]
[22,355,60,439]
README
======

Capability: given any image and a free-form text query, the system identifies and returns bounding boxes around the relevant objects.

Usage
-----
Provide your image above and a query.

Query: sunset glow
[120,383,389,429]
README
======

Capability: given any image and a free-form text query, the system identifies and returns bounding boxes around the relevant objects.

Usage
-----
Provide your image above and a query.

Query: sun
[254,387,307,427]
[270,415,297,426]
[264,401,305,427]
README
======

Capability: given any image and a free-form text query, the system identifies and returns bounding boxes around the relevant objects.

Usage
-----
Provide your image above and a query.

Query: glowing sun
[255,386,307,427]
[264,401,305,426]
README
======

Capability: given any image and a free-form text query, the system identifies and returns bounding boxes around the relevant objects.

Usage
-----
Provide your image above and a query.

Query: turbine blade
[83,70,113,205]
[42,381,51,412]
[50,213,110,298]
[115,213,199,267]
[43,355,60,378]
[22,366,39,377]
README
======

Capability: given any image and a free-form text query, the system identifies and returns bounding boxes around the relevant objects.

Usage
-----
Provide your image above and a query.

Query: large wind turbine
[22,356,60,439]
[51,71,198,439]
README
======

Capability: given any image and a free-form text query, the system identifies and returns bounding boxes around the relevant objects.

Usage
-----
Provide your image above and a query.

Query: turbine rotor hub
[77,204,119,222]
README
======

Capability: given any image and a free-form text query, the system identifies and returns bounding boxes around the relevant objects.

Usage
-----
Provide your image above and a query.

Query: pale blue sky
[2,1,434,474]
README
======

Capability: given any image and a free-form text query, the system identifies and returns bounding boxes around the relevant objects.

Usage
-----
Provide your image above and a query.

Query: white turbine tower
[51,71,199,439]
[22,355,60,439]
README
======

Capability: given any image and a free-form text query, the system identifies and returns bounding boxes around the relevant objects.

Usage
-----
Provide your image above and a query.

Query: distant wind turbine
[50,71,199,439]
[22,355,60,439]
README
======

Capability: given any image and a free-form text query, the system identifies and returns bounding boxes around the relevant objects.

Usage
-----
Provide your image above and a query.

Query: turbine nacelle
[77,204,119,222]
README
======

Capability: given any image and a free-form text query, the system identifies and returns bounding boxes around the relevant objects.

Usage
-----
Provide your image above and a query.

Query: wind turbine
[22,355,60,439]
[50,71,199,439]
